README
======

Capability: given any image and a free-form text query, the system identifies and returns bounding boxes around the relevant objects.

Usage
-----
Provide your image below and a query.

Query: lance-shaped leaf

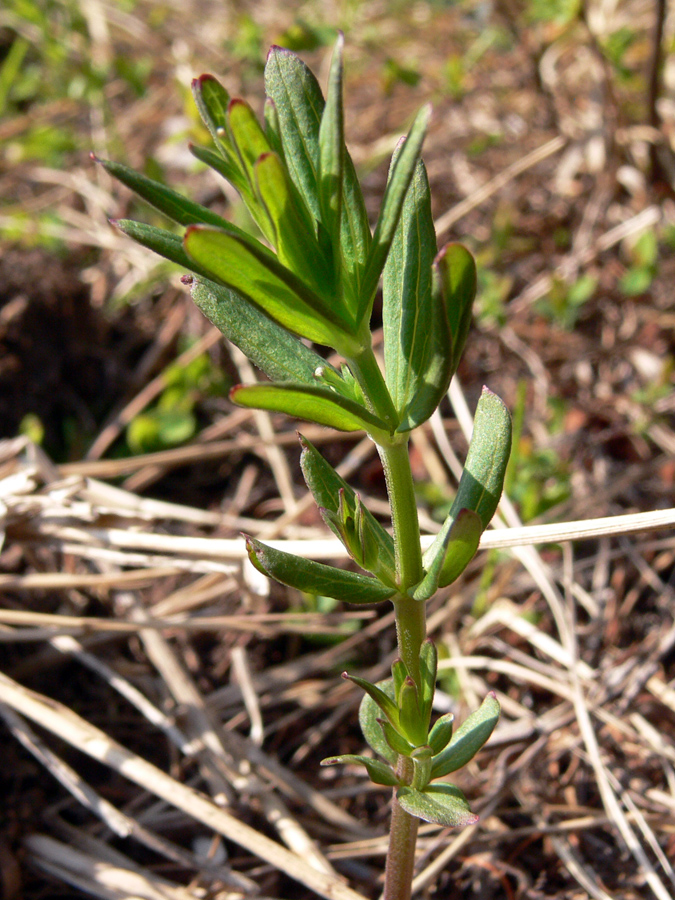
[188,143,251,203]
[97,157,237,231]
[380,719,415,757]
[317,33,344,262]
[111,221,334,387]
[254,152,334,299]
[445,386,511,526]
[382,155,444,432]
[418,638,438,726]
[358,104,431,325]
[113,220,213,280]
[359,680,397,765]
[246,538,395,604]
[399,677,427,747]
[434,243,476,376]
[392,658,408,703]
[397,783,477,828]
[345,673,400,730]
[299,436,396,578]
[264,44,370,304]
[190,280,336,386]
[320,754,399,787]
[183,225,358,350]
[428,712,454,755]
[231,383,389,436]
[191,75,251,198]
[430,692,500,779]
[415,508,483,600]
[410,745,433,790]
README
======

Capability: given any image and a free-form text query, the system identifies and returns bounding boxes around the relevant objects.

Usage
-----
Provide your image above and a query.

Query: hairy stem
[383,757,419,900]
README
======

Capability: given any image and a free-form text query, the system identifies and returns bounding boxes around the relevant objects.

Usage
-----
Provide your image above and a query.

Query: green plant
[98,37,511,900]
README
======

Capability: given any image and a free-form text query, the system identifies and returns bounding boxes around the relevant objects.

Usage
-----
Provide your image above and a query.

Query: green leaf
[192,74,230,144]
[434,243,477,375]
[189,143,251,201]
[299,436,396,577]
[320,754,399,787]
[391,658,408,704]
[399,677,426,746]
[231,383,389,435]
[183,225,357,349]
[190,75,251,198]
[397,784,477,827]
[254,152,334,298]
[318,33,344,262]
[359,104,431,324]
[189,279,334,385]
[345,673,401,729]
[226,98,272,185]
[440,387,511,546]
[264,44,371,303]
[359,679,398,765]
[416,507,483,599]
[382,155,444,431]
[264,45,324,223]
[380,719,415,757]
[410,744,433,790]
[418,638,438,724]
[113,219,209,277]
[246,538,395,604]
[428,712,454,755]
[97,157,234,230]
[431,692,500,779]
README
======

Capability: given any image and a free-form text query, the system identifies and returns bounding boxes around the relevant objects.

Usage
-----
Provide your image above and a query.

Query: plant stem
[351,343,427,900]
[383,757,419,900]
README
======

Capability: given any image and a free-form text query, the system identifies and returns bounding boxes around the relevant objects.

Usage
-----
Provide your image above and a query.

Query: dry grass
[1,1,675,898]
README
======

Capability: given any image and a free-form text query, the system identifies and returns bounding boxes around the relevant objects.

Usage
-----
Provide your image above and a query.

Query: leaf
[320,754,399,787]
[428,712,454,755]
[113,219,210,278]
[382,155,444,431]
[191,74,230,144]
[190,76,252,198]
[183,225,358,349]
[345,673,401,730]
[416,508,483,599]
[359,680,398,765]
[264,44,370,304]
[264,45,324,223]
[399,677,426,746]
[230,383,389,436]
[380,719,415,757]
[317,33,344,261]
[246,538,395,604]
[189,280,335,386]
[418,638,438,724]
[440,387,511,544]
[96,157,235,230]
[254,152,334,299]
[358,104,431,324]
[397,784,477,827]
[188,143,251,201]
[430,692,500,779]
[434,243,477,375]
[299,436,396,579]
